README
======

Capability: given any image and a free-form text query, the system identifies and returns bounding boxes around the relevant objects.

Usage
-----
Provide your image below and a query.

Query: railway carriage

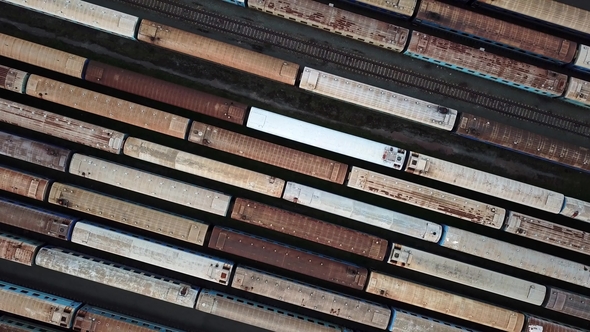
[248,0,410,51]
[68,154,232,216]
[545,288,590,320]
[0,316,62,332]
[388,244,546,305]
[570,45,590,74]
[0,131,71,172]
[337,0,418,18]
[0,166,50,201]
[563,77,590,109]
[0,232,43,266]
[404,31,568,97]
[72,305,184,332]
[560,196,590,223]
[34,247,199,308]
[389,309,476,332]
[298,67,458,131]
[71,221,234,285]
[283,182,442,242]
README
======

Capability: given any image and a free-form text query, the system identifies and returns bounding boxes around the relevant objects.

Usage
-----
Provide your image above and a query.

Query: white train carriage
[34,246,199,307]
[0,232,43,266]
[389,308,475,332]
[560,196,590,223]
[70,221,234,285]
[347,166,506,228]
[563,77,590,109]
[441,226,590,289]
[231,266,391,329]
[388,244,546,305]
[72,305,185,332]
[48,183,210,246]
[0,316,63,332]
[123,137,285,197]
[299,68,457,131]
[1,0,140,39]
[0,280,83,328]
[247,108,407,169]
[196,289,354,332]
[68,154,232,216]
[282,182,442,242]
[404,152,565,213]
[572,45,590,74]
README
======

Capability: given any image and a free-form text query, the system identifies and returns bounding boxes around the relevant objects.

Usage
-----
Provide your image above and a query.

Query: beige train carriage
[123,137,285,197]
[0,33,86,78]
[366,271,525,332]
[137,20,299,85]
[388,244,546,305]
[0,232,43,266]
[67,154,231,216]
[347,166,505,227]
[249,0,409,51]
[47,183,209,246]
[188,121,348,184]
[0,166,49,201]
[564,77,590,109]
[24,75,190,139]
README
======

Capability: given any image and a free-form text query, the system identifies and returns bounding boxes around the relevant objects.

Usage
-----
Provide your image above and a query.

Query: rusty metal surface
[230,198,388,260]
[366,271,525,332]
[456,113,590,172]
[189,122,348,184]
[347,166,505,228]
[249,0,408,52]
[208,227,368,290]
[35,247,199,308]
[68,154,231,216]
[0,131,71,171]
[0,316,63,332]
[72,305,183,332]
[0,166,49,201]
[24,75,189,139]
[47,182,209,246]
[0,280,82,328]
[504,211,590,256]
[415,0,577,63]
[524,316,584,332]
[0,32,86,78]
[0,197,77,239]
[137,20,300,85]
[0,232,42,266]
[545,287,590,321]
[0,65,27,93]
[84,61,247,124]
[0,97,126,154]
[406,31,568,96]
[232,266,391,329]
[123,137,285,197]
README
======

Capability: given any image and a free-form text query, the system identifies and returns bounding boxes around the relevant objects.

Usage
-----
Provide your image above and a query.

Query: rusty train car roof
[72,305,184,332]
[231,198,388,260]
[0,197,77,239]
[524,316,586,332]
[0,131,71,171]
[406,31,568,96]
[0,232,43,266]
[415,0,577,63]
[0,316,63,332]
[456,113,590,173]
[0,166,49,201]
[188,122,348,184]
[84,61,247,125]
[208,227,368,290]
[545,287,590,321]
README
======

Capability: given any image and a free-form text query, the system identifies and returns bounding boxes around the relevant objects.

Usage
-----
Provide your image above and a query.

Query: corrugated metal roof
[247,108,407,169]
[405,152,565,213]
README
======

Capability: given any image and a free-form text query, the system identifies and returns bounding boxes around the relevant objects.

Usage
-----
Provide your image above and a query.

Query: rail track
[117,0,590,138]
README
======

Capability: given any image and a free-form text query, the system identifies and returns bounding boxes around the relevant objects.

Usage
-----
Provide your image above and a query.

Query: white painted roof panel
[247,108,407,169]
[560,196,590,223]
[389,244,545,305]
[2,0,139,39]
[404,152,565,213]
[282,182,442,242]
[71,221,233,285]
[442,226,590,288]
[299,67,457,131]
[564,77,590,108]
[574,45,590,70]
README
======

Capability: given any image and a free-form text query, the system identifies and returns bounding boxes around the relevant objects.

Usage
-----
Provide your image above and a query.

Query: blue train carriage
[195,289,354,332]
[388,308,477,331]
[404,31,568,97]
[72,305,184,332]
[221,0,246,7]
[1,0,140,39]
[0,316,63,332]
[0,280,83,328]
[335,0,418,19]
